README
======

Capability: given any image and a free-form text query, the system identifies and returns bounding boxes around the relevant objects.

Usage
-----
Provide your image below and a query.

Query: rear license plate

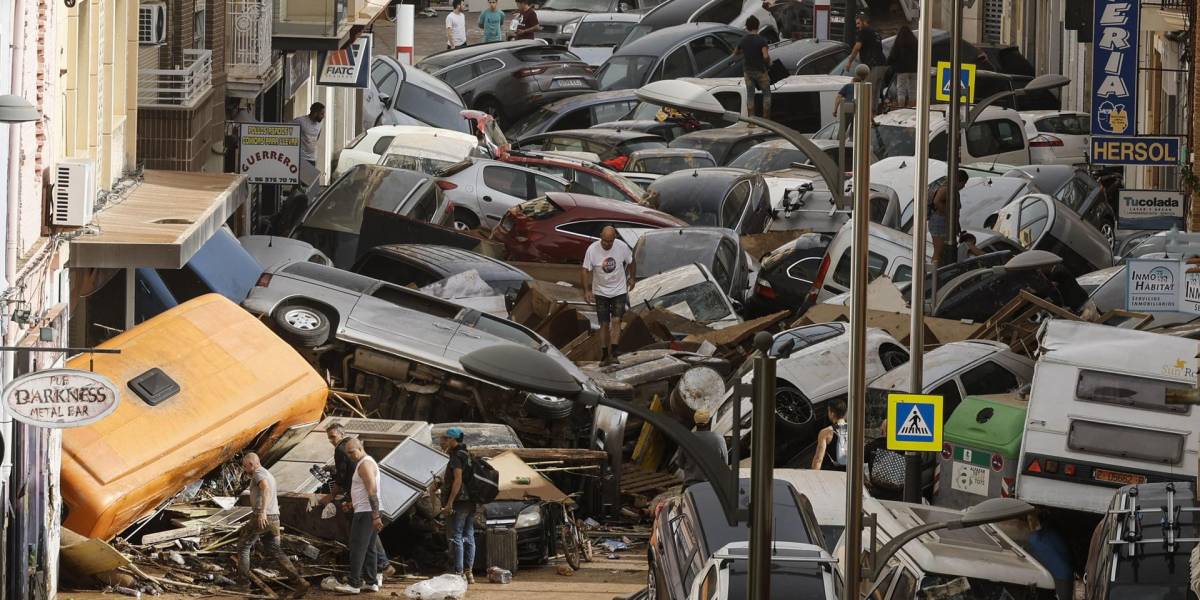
[951,462,990,496]
[553,78,586,89]
[1094,469,1147,486]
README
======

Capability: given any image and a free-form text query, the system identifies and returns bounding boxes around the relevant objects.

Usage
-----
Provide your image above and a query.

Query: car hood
[539,10,589,25]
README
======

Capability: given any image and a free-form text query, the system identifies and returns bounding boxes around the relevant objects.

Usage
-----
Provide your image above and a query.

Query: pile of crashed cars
[56,27,1200,598]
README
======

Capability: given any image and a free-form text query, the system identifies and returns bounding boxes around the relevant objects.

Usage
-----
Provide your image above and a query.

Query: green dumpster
[934,394,1027,510]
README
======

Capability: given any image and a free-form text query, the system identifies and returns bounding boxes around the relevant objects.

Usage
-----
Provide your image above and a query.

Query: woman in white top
[812,398,849,471]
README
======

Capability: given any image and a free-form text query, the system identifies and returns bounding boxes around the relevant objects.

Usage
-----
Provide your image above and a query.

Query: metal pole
[946,0,964,265]
[904,0,935,505]
[748,332,776,600]
[843,70,872,600]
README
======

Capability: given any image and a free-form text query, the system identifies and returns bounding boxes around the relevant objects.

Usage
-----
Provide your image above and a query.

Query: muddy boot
[289,578,311,598]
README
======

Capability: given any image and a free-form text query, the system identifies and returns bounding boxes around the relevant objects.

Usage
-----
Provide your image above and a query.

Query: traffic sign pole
[908,0,934,508]
[947,0,964,266]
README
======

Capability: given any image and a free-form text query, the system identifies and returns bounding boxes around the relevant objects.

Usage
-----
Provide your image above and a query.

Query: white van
[625,75,851,135]
[1016,320,1200,514]
[807,220,932,304]
[872,106,1032,166]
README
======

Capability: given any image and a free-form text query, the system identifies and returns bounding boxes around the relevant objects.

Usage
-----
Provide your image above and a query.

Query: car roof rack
[1107,483,1200,560]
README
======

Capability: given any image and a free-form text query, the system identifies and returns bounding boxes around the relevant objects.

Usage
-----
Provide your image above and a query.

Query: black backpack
[462,452,500,504]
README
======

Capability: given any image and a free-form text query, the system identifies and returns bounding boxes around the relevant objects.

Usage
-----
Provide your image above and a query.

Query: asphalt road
[371,9,489,64]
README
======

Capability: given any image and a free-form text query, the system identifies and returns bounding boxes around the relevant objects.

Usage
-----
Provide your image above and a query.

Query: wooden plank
[467,447,608,462]
[140,525,203,546]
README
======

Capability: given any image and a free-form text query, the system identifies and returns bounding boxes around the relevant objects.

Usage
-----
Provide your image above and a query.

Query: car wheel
[647,551,665,600]
[453,207,480,232]
[272,303,331,347]
[880,347,908,371]
[475,98,505,126]
[524,393,575,420]
[1100,218,1117,250]
[775,382,816,435]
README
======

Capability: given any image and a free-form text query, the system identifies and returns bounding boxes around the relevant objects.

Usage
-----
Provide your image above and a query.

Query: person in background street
[446,0,468,49]
[812,399,848,471]
[734,16,771,120]
[510,0,540,40]
[293,102,325,168]
[957,231,985,262]
[582,226,635,365]
[833,72,862,131]
[930,170,968,266]
[236,453,309,598]
[439,428,477,583]
[845,13,887,110]
[679,411,728,486]
[324,424,394,579]
[479,0,505,43]
[329,439,384,594]
[1026,510,1074,600]
[887,25,918,108]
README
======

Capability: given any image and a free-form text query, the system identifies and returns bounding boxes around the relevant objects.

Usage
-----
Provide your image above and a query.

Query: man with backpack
[439,427,478,583]
[845,13,887,111]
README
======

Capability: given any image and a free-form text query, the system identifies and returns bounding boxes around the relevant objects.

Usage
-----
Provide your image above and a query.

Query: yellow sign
[935,61,976,103]
[886,393,943,452]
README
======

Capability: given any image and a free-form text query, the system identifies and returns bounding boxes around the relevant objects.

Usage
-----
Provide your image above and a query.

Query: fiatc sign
[1091,0,1138,137]
[2,369,120,428]
[239,123,301,184]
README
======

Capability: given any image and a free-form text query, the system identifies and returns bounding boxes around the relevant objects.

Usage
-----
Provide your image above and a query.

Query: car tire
[453,207,480,232]
[647,551,665,600]
[272,303,331,347]
[775,382,817,435]
[524,393,574,420]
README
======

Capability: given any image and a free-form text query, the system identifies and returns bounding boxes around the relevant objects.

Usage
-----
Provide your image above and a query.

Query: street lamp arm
[964,90,1018,130]
[867,521,949,581]
[738,113,850,210]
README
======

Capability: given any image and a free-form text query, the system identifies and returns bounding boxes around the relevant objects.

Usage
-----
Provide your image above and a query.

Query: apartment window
[138,3,167,45]
[193,0,207,49]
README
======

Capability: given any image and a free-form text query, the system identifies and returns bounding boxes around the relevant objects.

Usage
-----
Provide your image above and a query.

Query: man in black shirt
[439,427,477,583]
[325,423,394,578]
[846,13,887,111]
[735,16,771,119]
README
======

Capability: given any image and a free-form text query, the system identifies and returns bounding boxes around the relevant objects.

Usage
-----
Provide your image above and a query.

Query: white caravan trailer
[1016,320,1200,513]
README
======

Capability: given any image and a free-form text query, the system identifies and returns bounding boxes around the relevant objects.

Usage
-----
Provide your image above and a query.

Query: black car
[415,42,597,126]
[289,165,453,268]
[931,251,1090,321]
[506,90,641,140]
[748,232,833,316]
[634,227,753,303]
[351,244,533,297]
[514,129,667,169]
[590,119,711,143]
[669,128,780,166]
[647,168,772,235]
[596,23,747,91]
[1086,482,1198,600]
[649,479,837,600]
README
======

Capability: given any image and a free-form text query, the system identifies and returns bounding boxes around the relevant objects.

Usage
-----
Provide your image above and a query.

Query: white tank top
[351,456,378,513]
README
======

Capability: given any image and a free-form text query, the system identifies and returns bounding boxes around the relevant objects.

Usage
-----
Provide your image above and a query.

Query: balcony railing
[229,0,274,80]
[273,0,348,41]
[137,50,214,109]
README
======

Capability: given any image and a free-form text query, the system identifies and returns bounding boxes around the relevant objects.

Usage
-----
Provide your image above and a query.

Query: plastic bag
[487,566,512,584]
[404,574,468,599]
[420,270,494,300]
[321,502,338,519]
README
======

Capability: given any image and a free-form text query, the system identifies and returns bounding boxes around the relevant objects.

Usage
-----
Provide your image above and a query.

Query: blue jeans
[448,503,476,573]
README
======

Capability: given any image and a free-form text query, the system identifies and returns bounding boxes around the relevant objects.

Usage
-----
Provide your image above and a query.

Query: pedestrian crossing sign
[886,393,943,452]
[935,61,976,103]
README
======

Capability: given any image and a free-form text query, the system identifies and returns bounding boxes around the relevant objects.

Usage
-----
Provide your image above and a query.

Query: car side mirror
[379,94,392,107]
[618,2,630,11]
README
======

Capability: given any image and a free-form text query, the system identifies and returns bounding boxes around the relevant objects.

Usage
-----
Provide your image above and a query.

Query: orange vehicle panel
[61,294,328,540]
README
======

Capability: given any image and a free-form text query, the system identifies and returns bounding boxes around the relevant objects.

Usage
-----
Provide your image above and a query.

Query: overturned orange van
[61,294,328,540]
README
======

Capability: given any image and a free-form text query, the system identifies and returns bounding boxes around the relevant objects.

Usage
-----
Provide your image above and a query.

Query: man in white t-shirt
[582,226,635,365]
[446,0,467,49]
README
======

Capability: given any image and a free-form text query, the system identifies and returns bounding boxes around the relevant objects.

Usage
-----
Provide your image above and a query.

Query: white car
[376,126,482,175]
[870,106,1032,166]
[332,126,414,179]
[567,13,641,67]
[440,158,570,230]
[1020,110,1090,166]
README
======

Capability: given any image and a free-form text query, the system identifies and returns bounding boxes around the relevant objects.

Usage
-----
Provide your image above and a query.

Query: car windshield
[397,73,470,133]
[596,55,656,90]
[871,124,917,159]
[629,154,715,174]
[655,193,720,226]
[638,280,732,322]
[723,560,830,600]
[302,168,423,233]
[541,0,601,10]
[634,234,716,277]
[508,108,559,140]
[380,154,457,175]
[574,20,638,46]
[728,147,808,172]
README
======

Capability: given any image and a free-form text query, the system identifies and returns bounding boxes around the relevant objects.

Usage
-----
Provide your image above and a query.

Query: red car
[493,192,687,263]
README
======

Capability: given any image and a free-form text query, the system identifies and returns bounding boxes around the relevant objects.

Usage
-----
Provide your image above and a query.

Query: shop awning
[69,170,249,270]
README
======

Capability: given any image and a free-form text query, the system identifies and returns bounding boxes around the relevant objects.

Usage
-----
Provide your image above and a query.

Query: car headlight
[516,504,542,528]
[562,20,578,35]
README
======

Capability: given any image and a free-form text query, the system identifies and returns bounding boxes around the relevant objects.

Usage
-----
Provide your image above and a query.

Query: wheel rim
[647,560,657,597]
[283,308,321,331]
[453,220,472,232]
[776,387,814,426]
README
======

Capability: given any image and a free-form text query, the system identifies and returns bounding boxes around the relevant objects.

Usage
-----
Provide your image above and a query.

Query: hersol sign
[3,369,120,428]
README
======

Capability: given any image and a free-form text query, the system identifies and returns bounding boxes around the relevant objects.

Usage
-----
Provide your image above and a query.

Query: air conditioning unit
[51,158,97,227]
[138,3,166,45]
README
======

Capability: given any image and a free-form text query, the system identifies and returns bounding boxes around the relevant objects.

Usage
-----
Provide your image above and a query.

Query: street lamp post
[748,332,777,600]
[946,0,964,268]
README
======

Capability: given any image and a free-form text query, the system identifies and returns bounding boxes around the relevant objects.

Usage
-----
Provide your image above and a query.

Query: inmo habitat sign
[3,369,120,428]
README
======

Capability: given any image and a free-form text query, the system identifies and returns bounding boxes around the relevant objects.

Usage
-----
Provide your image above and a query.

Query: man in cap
[439,427,477,583]
[236,453,309,597]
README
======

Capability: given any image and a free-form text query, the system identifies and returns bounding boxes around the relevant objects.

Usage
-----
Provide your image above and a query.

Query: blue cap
[444,427,465,441]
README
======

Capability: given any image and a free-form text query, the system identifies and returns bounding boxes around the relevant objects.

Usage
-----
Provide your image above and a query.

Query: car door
[478,164,568,224]
[691,34,737,78]
[347,283,461,358]
[965,118,1029,164]
[721,179,751,233]
[365,58,403,127]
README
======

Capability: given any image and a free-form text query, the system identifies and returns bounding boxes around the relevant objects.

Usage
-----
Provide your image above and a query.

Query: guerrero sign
[2,369,119,428]
[1118,190,1186,230]
[1091,0,1138,136]
[317,34,372,88]
[239,123,301,185]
